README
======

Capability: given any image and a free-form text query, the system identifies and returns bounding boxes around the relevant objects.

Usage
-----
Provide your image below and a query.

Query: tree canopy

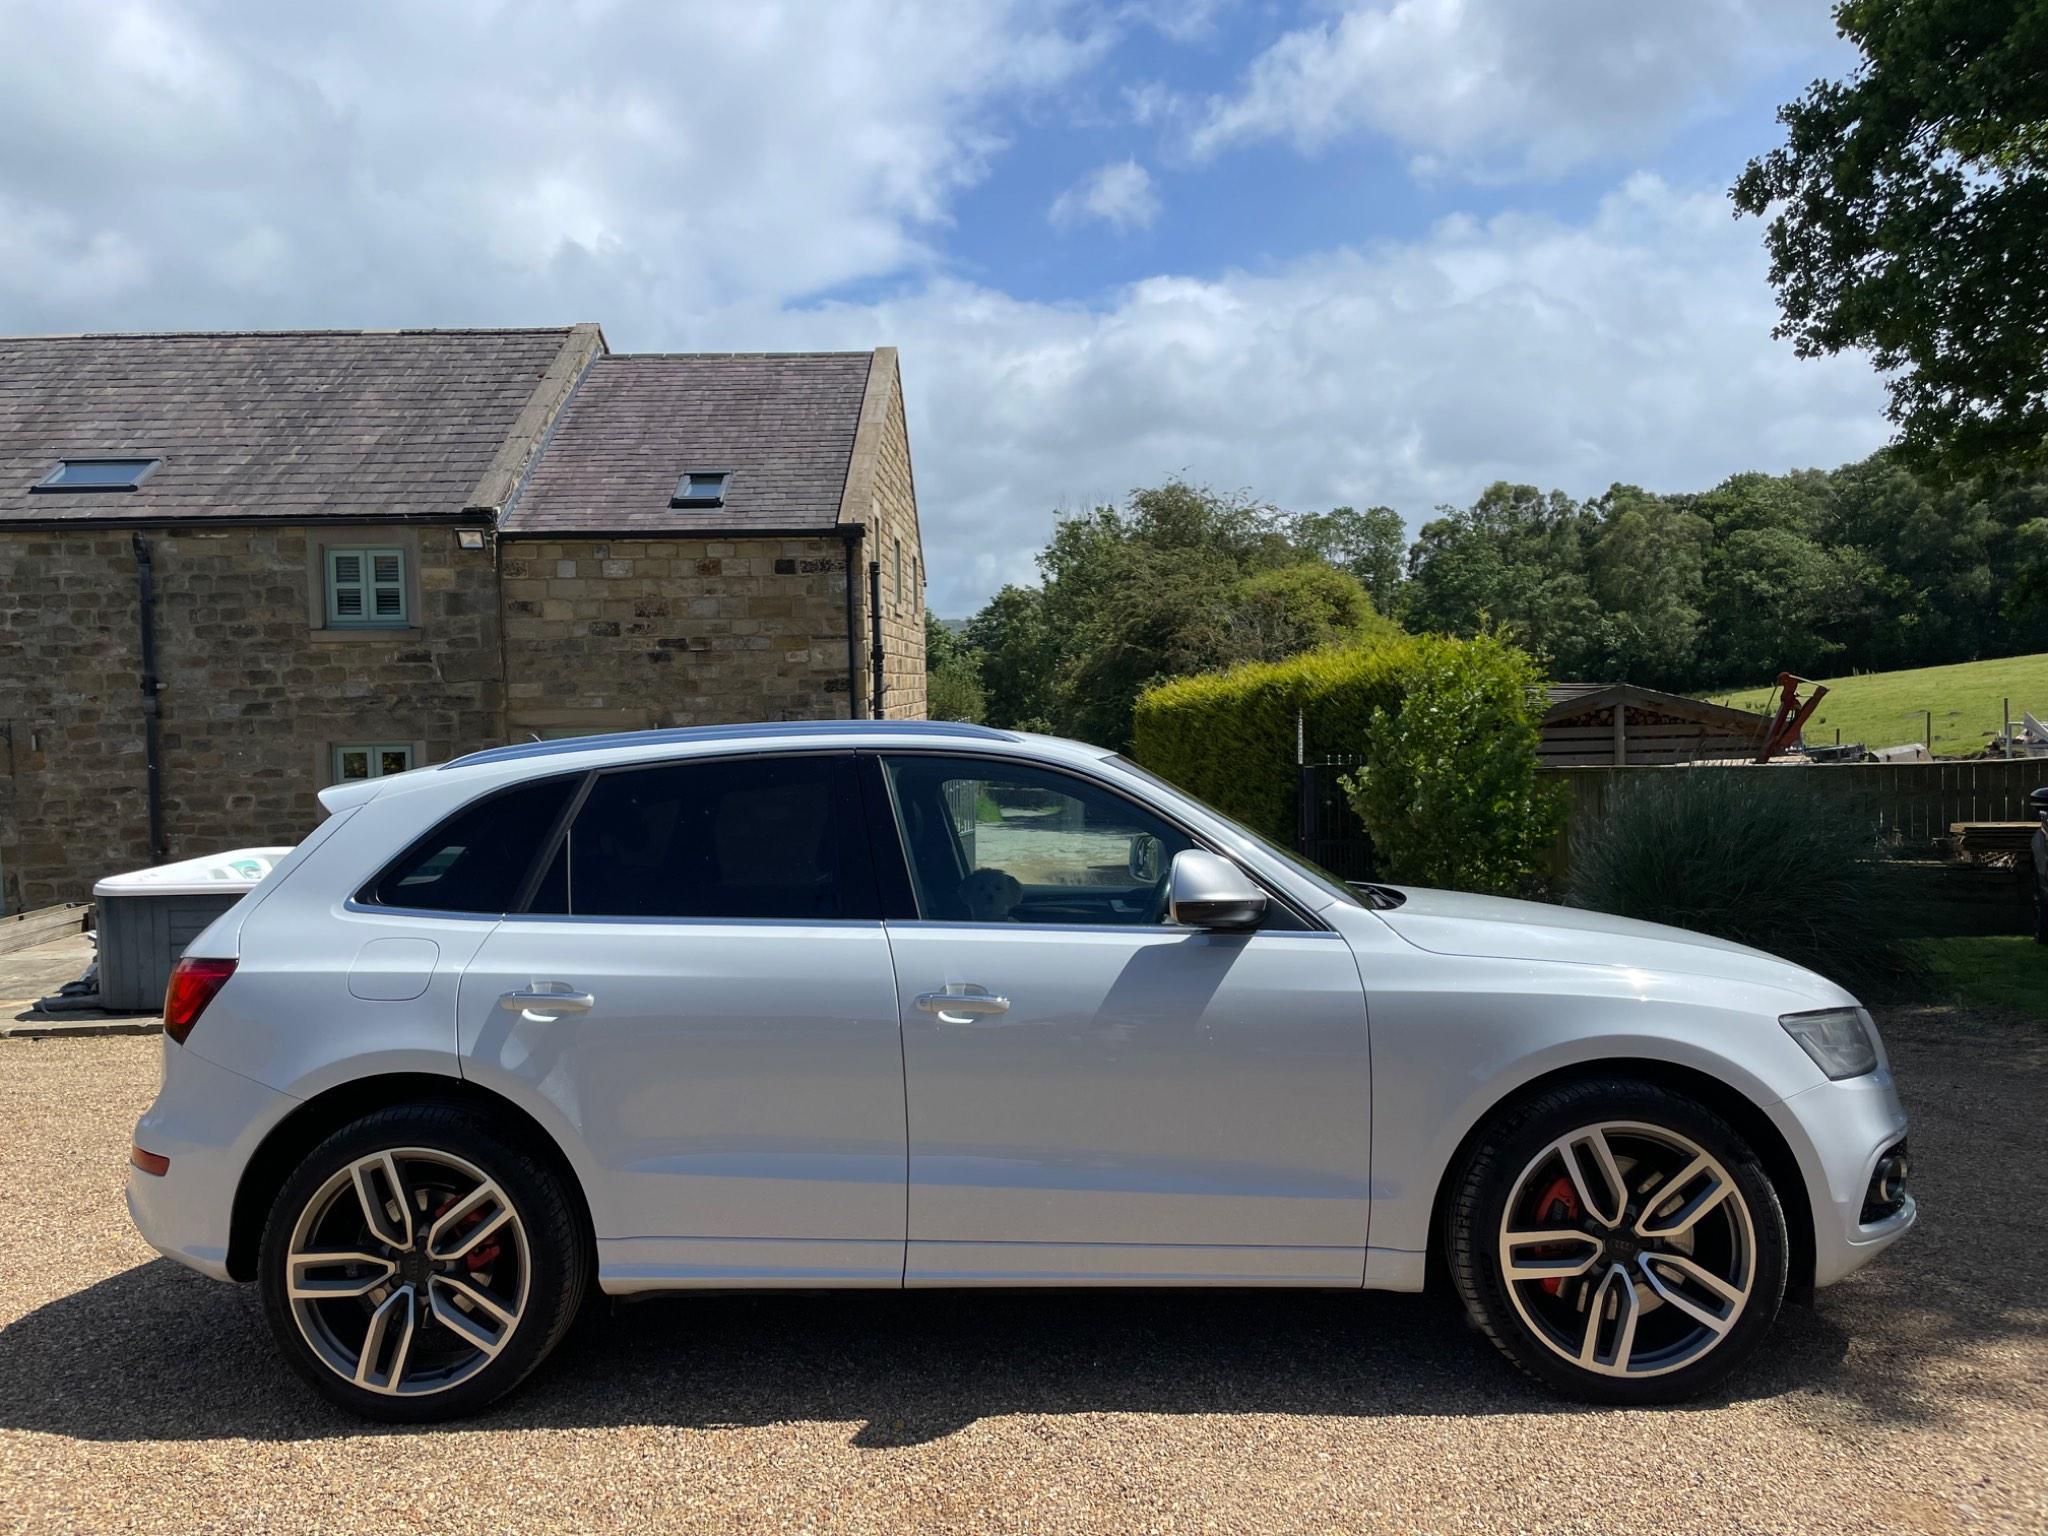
[1400,456,2048,690]
[949,482,1398,748]
[1732,0,2048,474]
[939,455,2048,746]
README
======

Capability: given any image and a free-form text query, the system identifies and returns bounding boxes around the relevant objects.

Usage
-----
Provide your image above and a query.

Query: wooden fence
[1550,758,2046,852]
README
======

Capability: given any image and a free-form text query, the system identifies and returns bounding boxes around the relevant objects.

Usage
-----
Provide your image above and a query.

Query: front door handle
[499,985,595,1015]
[915,984,1011,1024]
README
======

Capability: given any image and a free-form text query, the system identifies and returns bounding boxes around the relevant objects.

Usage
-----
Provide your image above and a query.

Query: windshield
[1107,755,1364,909]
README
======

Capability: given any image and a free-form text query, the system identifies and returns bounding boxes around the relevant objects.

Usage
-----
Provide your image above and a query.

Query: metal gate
[1296,752,1376,881]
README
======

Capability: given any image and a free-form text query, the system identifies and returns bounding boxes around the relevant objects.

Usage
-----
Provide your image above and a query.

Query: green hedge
[1132,641,1417,842]
[1133,633,1557,893]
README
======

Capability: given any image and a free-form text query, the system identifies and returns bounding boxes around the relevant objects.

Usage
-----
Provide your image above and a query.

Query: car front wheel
[257,1103,588,1421]
[1446,1078,1788,1404]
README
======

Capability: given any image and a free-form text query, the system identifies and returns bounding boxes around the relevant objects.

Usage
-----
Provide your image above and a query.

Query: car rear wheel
[258,1103,588,1421]
[1446,1078,1788,1404]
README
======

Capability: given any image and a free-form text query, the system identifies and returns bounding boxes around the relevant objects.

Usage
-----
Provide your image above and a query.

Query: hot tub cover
[93,847,294,898]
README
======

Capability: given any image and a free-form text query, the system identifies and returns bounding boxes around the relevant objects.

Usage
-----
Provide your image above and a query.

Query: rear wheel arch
[226,1073,595,1283]
[1423,1057,1815,1297]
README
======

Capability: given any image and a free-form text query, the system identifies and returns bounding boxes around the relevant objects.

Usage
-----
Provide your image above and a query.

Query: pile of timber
[1950,821,2042,861]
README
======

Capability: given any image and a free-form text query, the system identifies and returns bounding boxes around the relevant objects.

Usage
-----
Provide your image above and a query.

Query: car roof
[442,718,1018,771]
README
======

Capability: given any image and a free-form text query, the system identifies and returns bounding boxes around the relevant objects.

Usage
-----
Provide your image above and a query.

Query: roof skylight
[31,457,162,493]
[670,470,729,508]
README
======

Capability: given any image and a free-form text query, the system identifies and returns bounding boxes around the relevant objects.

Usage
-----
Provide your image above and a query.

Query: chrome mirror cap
[1167,849,1267,929]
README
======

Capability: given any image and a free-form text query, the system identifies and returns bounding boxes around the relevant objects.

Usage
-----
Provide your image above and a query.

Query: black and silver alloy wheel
[1497,1122,1754,1379]
[284,1147,529,1398]
[1448,1079,1788,1404]
[259,1103,589,1422]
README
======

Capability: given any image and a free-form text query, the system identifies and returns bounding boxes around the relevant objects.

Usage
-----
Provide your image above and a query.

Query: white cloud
[720,176,1888,613]
[1049,159,1163,232]
[0,0,1103,330]
[0,1,1892,620]
[1190,0,1847,178]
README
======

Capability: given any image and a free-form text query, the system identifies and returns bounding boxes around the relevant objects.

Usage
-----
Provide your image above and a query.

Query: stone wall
[865,357,927,720]
[0,525,503,911]
[498,534,855,735]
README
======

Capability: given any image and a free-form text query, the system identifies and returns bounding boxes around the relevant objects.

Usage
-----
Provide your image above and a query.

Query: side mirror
[1167,849,1267,929]
[1127,832,1164,884]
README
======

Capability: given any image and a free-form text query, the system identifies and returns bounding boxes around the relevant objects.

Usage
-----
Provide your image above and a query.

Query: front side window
[879,755,1196,926]
[530,753,871,920]
[333,742,414,782]
[326,546,408,627]
[370,776,577,914]
[1108,755,1364,910]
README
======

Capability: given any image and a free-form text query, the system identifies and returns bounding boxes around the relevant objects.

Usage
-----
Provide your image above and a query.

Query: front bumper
[1769,1068,1917,1288]
[127,1041,297,1281]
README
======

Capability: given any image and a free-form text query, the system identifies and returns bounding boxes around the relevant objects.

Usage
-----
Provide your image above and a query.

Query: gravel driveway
[2,1006,2043,1535]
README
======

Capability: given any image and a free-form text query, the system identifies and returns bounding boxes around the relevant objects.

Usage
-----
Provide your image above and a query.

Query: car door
[869,751,1372,1286]
[456,751,907,1288]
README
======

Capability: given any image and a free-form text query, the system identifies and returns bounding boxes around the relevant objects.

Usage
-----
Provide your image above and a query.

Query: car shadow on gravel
[4,1002,2037,1448]
[0,1259,1866,1446]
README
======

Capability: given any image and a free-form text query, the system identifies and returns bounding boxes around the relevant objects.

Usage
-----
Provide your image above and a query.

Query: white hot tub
[93,848,293,1011]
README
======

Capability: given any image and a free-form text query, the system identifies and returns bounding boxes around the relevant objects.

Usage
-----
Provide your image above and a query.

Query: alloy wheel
[1495,1120,1755,1379]
[284,1147,529,1397]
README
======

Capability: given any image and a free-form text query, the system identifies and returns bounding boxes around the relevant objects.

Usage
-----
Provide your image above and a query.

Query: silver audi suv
[127,721,1914,1420]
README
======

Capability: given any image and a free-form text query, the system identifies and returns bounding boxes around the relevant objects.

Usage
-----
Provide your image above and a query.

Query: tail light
[163,956,237,1044]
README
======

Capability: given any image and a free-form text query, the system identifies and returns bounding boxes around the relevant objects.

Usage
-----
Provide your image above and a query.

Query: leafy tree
[1338,633,1562,894]
[927,659,988,723]
[1583,487,1710,688]
[959,481,1411,749]
[1225,562,1395,663]
[962,585,1057,730]
[1402,483,1604,678]
[924,608,987,722]
[925,609,965,671]
[1293,504,1408,613]
[1732,0,2048,473]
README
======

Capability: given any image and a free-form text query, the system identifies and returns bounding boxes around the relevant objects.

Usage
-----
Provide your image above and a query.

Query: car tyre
[258,1101,589,1422]
[1446,1077,1788,1405]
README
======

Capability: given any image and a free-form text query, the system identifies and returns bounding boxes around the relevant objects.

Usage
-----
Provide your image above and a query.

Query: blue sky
[0,1,1890,614]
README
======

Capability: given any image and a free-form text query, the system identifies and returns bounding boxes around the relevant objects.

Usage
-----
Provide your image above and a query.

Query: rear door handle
[499,986,595,1015]
[915,984,1011,1023]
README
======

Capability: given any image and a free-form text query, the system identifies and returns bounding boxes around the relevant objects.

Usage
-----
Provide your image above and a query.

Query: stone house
[0,326,926,912]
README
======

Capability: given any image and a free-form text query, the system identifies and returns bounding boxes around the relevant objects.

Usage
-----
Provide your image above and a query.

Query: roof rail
[443,718,1015,769]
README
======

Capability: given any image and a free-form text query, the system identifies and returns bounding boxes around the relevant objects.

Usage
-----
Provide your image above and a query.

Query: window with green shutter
[325,546,408,627]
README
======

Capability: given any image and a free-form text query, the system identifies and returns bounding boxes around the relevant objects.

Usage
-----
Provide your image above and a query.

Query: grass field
[1709,652,2048,757]
[1918,936,2048,1018]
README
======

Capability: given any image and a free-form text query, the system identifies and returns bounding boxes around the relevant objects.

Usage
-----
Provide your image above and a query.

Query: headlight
[1780,1007,1879,1080]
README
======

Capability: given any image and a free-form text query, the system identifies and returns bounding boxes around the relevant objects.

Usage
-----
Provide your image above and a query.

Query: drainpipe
[132,533,167,864]
[839,524,865,720]
[868,559,886,720]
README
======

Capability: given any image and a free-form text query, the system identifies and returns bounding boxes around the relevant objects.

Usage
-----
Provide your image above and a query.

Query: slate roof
[501,352,874,535]
[0,328,579,526]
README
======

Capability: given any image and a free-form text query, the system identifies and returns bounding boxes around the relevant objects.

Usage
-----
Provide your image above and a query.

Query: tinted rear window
[529,753,870,920]
[370,777,577,914]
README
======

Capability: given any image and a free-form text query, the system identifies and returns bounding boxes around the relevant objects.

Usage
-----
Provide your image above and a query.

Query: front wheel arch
[227,1073,594,1285]
[1424,1058,1815,1298]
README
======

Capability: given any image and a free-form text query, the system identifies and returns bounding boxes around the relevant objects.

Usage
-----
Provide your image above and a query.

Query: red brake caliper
[430,1196,503,1273]
[1532,1175,1578,1295]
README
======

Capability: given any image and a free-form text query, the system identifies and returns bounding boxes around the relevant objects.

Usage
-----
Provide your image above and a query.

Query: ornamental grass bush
[1563,767,1926,1000]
